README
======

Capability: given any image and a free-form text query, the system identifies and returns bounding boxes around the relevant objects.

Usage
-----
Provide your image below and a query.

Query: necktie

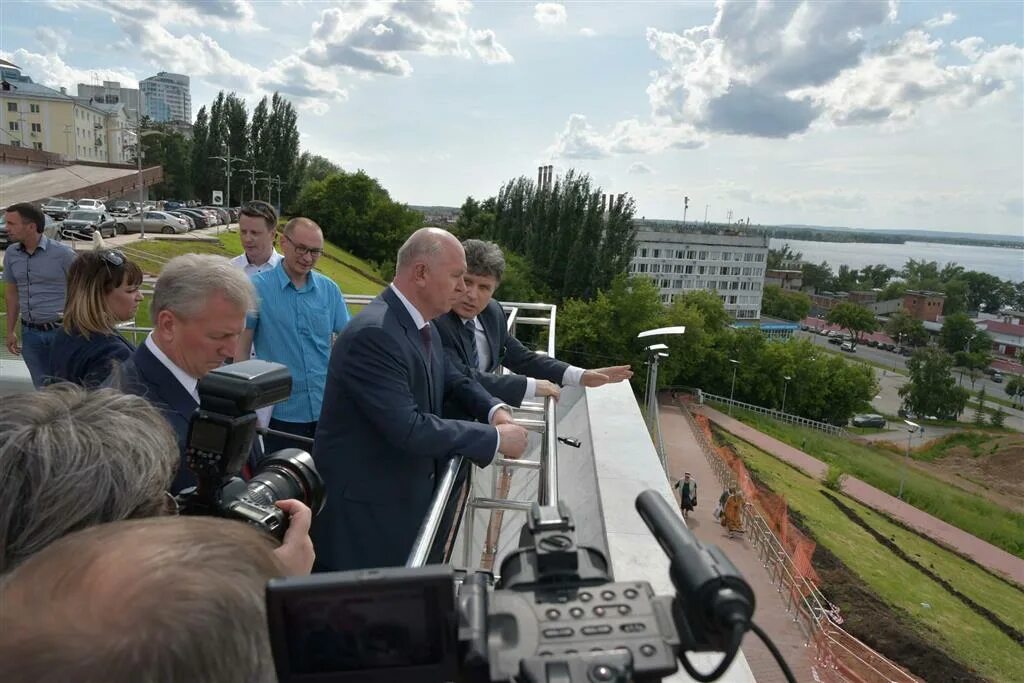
[419,323,433,359]
[463,319,480,371]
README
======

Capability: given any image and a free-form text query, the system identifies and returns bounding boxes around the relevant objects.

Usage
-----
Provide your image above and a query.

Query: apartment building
[629,230,770,319]
[139,72,191,123]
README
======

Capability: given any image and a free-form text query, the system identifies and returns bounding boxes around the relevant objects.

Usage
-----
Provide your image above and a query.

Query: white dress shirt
[145,333,199,403]
[230,249,283,277]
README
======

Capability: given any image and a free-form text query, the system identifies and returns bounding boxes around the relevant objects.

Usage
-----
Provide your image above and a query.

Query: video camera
[266,490,789,683]
[175,360,326,541]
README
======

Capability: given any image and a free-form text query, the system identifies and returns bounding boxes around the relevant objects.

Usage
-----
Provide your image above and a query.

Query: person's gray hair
[463,239,506,282]
[0,384,179,574]
[396,227,458,271]
[152,254,255,319]
[0,516,281,683]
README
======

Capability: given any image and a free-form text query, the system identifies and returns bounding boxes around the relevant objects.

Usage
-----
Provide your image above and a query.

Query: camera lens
[241,448,326,516]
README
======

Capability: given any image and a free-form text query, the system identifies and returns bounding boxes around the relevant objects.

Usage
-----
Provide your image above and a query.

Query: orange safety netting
[694,412,821,587]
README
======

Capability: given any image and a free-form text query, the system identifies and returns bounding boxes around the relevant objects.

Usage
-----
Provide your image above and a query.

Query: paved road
[63,223,230,252]
[795,330,1014,400]
[698,404,1024,587]
[660,403,816,682]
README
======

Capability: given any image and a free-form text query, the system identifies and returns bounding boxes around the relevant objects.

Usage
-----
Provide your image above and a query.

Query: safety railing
[676,396,917,683]
[698,390,851,439]
[406,301,559,571]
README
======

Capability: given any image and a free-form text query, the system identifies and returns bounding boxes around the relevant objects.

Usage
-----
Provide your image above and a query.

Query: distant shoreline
[767,233,1024,250]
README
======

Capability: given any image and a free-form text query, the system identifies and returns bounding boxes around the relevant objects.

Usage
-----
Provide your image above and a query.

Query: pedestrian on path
[674,472,697,517]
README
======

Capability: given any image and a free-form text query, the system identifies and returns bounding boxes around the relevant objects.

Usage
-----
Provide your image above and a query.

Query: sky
[1,0,1022,237]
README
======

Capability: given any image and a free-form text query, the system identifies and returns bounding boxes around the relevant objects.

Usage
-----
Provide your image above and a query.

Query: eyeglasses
[99,249,126,268]
[283,233,324,258]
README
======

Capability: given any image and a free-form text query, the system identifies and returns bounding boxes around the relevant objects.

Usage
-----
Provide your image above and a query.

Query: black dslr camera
[176,360,326,541]
[266,490,773,683]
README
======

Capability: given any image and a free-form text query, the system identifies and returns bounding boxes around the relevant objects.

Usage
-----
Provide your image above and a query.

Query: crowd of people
[0,200,634,679]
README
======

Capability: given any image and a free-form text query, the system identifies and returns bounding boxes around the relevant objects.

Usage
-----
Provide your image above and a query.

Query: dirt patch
[812,542,986,682]
[924,434,1024,511]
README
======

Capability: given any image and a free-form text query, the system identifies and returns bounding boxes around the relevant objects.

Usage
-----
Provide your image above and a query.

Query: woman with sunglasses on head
[47,249,145,388]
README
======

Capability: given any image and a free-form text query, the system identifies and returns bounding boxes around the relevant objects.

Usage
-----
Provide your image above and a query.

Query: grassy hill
[716,430,1024,681]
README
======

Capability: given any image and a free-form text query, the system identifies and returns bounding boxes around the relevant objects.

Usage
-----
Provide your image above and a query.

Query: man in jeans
[4,203,76,387]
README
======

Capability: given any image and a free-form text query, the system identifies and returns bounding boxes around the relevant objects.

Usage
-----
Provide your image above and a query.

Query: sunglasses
[99,249,126,268]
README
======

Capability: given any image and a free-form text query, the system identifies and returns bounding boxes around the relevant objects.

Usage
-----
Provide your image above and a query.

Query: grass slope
[727,407,1024,558]
[720,432,1024,681]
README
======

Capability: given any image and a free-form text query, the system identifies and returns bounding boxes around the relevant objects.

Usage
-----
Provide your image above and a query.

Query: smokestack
[538,166,544,187]
[601,194,607,213]
[544,165,552,189]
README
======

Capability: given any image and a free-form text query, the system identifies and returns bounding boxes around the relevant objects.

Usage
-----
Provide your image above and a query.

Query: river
[770,238,1024,282]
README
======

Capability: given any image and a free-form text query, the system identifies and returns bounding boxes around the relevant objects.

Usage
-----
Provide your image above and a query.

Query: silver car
[114,210,190,235]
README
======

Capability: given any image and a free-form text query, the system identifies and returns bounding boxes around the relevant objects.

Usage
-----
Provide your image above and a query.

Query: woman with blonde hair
[47,249,144,387]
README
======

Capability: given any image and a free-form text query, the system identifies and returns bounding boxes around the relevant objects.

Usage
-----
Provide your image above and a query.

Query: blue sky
[2,1,1022,236]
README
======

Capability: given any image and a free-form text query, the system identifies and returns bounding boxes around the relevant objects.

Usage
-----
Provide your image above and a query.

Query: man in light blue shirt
[237,217,350,454]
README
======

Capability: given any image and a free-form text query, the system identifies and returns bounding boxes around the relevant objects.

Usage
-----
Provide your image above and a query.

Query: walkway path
[698,405,1024,587]
[659,403,815,683]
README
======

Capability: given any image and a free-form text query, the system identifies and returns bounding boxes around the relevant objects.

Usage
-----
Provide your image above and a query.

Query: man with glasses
[237,218,350,454]
[231,201,282,276]
[3,203,77,388]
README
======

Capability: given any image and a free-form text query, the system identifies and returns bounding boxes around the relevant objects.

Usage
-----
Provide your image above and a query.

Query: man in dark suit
[435,239,633,408]
[112,254,260,494]
[311,228,529,572]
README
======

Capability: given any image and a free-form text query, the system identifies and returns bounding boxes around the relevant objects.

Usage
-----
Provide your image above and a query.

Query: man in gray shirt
[3,203,77,387]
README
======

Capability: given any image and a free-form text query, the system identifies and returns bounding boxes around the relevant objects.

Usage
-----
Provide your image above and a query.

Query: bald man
[311,228,528,571]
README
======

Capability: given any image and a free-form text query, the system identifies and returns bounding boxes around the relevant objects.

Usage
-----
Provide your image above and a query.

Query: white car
[75,198,107,213]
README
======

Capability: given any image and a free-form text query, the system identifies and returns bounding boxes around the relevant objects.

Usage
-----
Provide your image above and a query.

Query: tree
[293,170,422,264]
[902,259,942,291]
[961,271,1013,313]
[223,92,249,205]
[453,196,495,241]
[767,244,801,270]
[801,261,833,292]
[939,314,993,373]
[761,285,811,321]
[294,152,342,190]
[833,264,860,292]
[942,278,968,315]
[974,387,988,426]
[1005,375,1024,409]
[878,280,907,302]
[859,264,897,289]
[190,106,210,201]
[884,310,927,347]
[900,348,969,420]
[826,302,877,343]
[990,406,1006,428]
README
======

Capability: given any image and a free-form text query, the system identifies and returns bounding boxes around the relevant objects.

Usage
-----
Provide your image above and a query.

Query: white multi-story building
[629,230,770,319]
[77,81,144,118]
[139,72,191,123]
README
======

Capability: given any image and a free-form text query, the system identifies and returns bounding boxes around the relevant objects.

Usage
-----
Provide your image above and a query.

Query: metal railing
[677,396,917,683]
[405,301,559,570]
[698,390,852,438]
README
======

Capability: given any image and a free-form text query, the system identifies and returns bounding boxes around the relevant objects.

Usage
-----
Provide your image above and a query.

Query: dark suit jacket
[434,299,570,407]
[109,343,200,494]
[311,287,503,571]
[48,328,135,388]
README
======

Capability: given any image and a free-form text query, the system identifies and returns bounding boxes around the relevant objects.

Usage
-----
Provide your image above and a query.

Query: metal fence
[698,390,851,439]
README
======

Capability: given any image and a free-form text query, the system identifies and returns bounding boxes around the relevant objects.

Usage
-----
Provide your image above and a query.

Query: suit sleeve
[338,325,498,466]
[442,344,528,406]
[81,339,134,389]
[501,334,571,384]
[442,351,505,419]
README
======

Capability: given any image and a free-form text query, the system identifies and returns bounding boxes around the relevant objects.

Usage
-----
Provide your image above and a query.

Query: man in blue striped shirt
[237,218,350,454]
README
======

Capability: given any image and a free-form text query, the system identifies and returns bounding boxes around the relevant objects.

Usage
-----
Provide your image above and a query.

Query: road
[795,330,1014,400]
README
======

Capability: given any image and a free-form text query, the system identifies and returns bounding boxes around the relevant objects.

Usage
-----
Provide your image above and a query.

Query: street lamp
[959,333,977,385]
[728,359,739,415]
[782,375,792,414]
[650,351,670,425]
[642,343,668,401]
[115,115,166,239]
[210,144,247,209]
[898,419,919,500]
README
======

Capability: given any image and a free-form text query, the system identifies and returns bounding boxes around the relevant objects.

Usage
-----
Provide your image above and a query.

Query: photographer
[0,516,281,683]
[0,384,314,575]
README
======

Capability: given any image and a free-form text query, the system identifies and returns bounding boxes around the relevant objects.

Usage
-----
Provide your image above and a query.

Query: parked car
[852,414,886,428]
[108,200,135,216]
[75,198,107,213]
[897,405,917,420]
[167,211,196,231]
[57,210,117,239]
[175,208,210,229]
[840,341,856,353]
[201,206,231,225]
[41,198,76,220]
[164,200,184,210]
[114,211,189,235]
[992,372,1004,383]
[899,347,913,357]
[867,339,879,348]
[828,336,843,345]
[0,211,59,247]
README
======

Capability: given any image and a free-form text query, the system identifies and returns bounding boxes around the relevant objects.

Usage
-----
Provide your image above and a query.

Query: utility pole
[239,167,261,204]
[682,195,689,226]
[704,204,709,226]
[272,175,282,213]
[210,146,246,208]
[726,209,733,225]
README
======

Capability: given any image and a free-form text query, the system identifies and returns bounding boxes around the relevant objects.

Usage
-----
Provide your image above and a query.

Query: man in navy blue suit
[311,228,529,572]
[435,239,633,408]
[112,254,261,494]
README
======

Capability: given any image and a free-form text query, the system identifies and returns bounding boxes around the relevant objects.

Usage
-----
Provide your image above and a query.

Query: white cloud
[36,27,70,54]
[547,114,704,159]
[534,3,567,27]
[299,2,512,76]
[628,162,653,175]
[953,36,986,61]
[579,27,597,37]
[795,30,1023,127]
[0,48,138,91]
[723,184,868,211]
[924,12,957,29]
[52,0,266,32]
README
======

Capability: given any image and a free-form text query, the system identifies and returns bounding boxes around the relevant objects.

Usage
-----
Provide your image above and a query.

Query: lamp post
[115,116,166,239]
[959,333,977,385]
[898,420,919,500]
[782,375,792,414]
[728,359,739,415]
[210,144,246,209]
[642,343,668,423]
[273,174,282,213]
[637,327,685,420]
